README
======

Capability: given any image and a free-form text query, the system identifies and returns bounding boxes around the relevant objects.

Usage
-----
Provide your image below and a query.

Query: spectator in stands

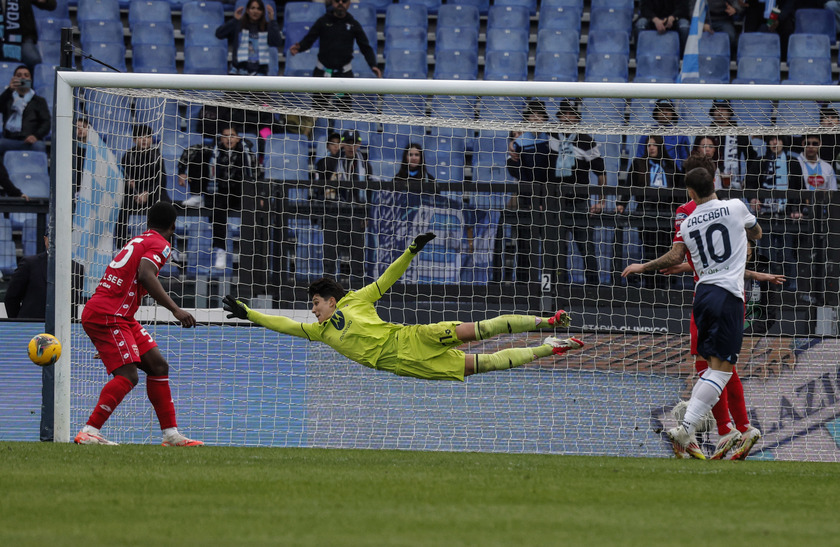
[289,0,381,110]
[313,131,341,200]
[635,0,692,53]
[818,107,840,175]
[74,117,90,203]
[1,0,56,69]
[634,99,691,172]
[216,0,282,76]
[691,135,725,189]
[209,124,256,269]
[177,141,213,208]
[704,1,745,58]
[115,125,170,248]
[708,99,756,189]
[826,1,840,38]
[550,99,606,286]
[321,130,368,284]
[0,65,50,156]
[506,100,552,309]
[742,0,795,60]
[622,135,680,287]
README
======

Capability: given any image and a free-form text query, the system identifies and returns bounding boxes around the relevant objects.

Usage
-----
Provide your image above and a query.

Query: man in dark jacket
[0,65,50,155]
[634,0,691,52]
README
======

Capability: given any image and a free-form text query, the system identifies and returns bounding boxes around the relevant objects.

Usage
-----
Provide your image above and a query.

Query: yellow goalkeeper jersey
[246,249,416,370]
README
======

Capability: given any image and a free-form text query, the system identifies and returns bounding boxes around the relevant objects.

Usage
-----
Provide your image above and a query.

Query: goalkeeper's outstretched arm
[354,232,436,303]
[222,295,317,341]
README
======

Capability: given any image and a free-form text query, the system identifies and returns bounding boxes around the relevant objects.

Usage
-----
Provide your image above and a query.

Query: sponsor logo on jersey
[163,246,171,258]
[330,310,346,330]
[807,175,826,188]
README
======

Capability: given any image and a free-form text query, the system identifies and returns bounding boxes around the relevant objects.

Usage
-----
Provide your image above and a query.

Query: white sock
[682,369,733,435]
[82,425,100,434]
[162,427,179,439]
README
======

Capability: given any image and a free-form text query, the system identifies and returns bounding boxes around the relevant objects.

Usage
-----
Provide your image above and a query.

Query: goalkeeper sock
[726,369,750,433]
[474,315,547,341]
[682,368,732,435]
[475,344,554,374]
[87,375,134,429]
[147,375,177,430]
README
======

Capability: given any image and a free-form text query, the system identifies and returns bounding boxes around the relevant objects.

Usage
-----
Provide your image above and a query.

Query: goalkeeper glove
[223,295,249,320]
[409,232,436,254]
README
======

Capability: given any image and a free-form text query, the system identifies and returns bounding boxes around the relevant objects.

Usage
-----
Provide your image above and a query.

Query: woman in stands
[216,0,282,76]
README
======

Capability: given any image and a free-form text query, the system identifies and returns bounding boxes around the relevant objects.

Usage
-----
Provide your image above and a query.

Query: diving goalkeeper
[223,233,583,381]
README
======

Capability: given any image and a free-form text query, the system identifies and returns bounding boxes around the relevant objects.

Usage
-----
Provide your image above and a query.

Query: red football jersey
[85,229,171,318]
[673,200,699,282]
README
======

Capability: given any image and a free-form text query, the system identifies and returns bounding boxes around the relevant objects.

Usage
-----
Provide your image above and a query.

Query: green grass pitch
[1,442,839,546]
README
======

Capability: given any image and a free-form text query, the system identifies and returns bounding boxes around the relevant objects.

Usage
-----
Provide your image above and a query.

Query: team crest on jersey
[674,211,688,227]
[330,310,346,330]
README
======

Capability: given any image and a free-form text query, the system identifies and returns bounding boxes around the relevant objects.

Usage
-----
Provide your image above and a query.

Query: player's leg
[465,337,584,376]
[725,368,762,460]
[76,362,139,445]
[454,309,571,343]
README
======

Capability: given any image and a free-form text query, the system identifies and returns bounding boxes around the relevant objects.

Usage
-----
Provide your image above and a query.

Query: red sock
[147,376,177,430]
[695,359,731,436]
[87,375,134,430]
[726,368,750,433]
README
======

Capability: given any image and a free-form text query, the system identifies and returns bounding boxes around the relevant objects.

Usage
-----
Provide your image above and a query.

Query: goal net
[54,73,840,461]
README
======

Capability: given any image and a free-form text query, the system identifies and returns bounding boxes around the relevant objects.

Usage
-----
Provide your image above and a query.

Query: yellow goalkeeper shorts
[379,322,466,381]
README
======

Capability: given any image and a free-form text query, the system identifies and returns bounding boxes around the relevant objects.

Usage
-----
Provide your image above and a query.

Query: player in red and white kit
[74,202,203,446]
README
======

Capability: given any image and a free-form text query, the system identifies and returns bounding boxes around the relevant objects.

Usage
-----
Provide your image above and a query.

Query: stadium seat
[77,0,120,23]
[435,26,479,54]
[424,135,466,183]
[131,22,176,46]
[581,97,626,126]
[357,0,394,14]
[385,26,427,51]
[487,5,529,30]
[284,1,325,26]
[700,31,731,58]
[0,216,12,243]
[589,0,634,32]
[587,31,630,55]
[785,57,833,85]
[128,0,171,29]
[5,151,49,177]
[446,0,489,16]
[34,0,70,19]
[133,44,177,73]
[285,218,324,279]
[398,0,440,14]
[183,23,226,47]
[477,96,524,122]
[183,45,228,75]
[34,17,73,42]
[429,95,475,137]
[83,89,133,138]
[134,97,179,134]
[695,53,731,83]
[584,53,629,82]
[538,5,583,32]
[284,47,318,76]
[732,56,780,84]
[181,1,225,28]
[284,21,317,54]
[351,51,376,77]
[637,30,679,58]
[536,28,579,56]
[731,99,774,128]
[436,5,479,30]
[385,3,428,30]
[37,40,62,67]
[81,42,127,72]
[738,32,780,60]
[483,50,527,81]
[542,0,583,9]
[485,28,529,54]
[33,64,56,89]
[473,129,514,167]
[0,62,21,86]
[264,135,310,182]
[13,174,50,198]
[348,3,376,26]
[789,33,831,60]
[533,51,578,82]
[21,216,38,256]
[384,49,428,79]
[79,19,124,44]
[493,0,537,16]
[776,100,820,128]
[0,240,17,276]
[634,31,680,83]
[434,49,478,80]
[795,8,836,46]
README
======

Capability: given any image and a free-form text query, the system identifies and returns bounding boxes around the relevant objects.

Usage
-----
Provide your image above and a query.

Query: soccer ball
[28,333,62,366]
[671,400,716,434]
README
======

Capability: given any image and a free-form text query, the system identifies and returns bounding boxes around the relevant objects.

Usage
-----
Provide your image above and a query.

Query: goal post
[53,72,840,461]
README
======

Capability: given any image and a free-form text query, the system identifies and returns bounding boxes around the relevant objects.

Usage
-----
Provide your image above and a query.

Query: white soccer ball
[671,400,715,434]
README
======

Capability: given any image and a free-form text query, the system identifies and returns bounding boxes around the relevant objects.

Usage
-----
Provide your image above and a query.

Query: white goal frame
[52,71,840,443]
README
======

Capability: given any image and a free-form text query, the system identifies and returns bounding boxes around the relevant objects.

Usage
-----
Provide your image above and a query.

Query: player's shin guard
[87,375,134,429]
[147,375,177,430]
[475,345,550,373]
[682,368,733,435]
[474,315,542,341]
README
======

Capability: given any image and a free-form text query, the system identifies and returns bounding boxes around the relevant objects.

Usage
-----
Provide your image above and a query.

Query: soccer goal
[54,72,840,461]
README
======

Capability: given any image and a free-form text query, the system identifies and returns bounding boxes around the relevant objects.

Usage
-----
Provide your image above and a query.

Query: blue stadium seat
[738,32,779,60]
[284,1,325,26]
[133,44,177,73]
[385,3,428,30]
[264,135,310,182]
[700,31,731,58]
[35,0,70,19]
[487,5,529,30]
[436,4,479,29]
[587,31,630,55]
[536,28,579,56]
[483,50,527,81]
[429,95,475,137]
[284,21,317,54]
[183,23,226,47]
[21,216,38,256]
[13,174,50,198]
[435,26,479,54]
[542,0,582,8]
[382,93,425,118]
[77,0,120,23]
[0,217,11,242]
[732,56,780,84]
[384,49,428,78]
[357,0,394,14]
[695,53,731,83]
[446,0,489,16]
[635,31,680,83]
[128,0,172,28]
[79,19,124,43]
[628,98,657,127]
[284,47,318,76]
[351,51,377,77]
[477,96,524,122]
[134,97,179,134]
[731,100,774,128]
[35,17,73,41]
[485,28,529,53]
[785,57,832,85]
[473,129,516,170]
[581,97,626,126]
[38,40,62,66]
[788,33,830,61]
[776,100,820,128]
[795,8,836,46]
[424,136,466,183]
[348,3,376,26]
[637,30,679,58]
[538,5,583,32]
[584,53,629,82]
[385,26,427,50]
[0,240,17,276]
[183,45,228,75]
[5,151,49,177]
[181,1,225,28]
[286,218,324,279]
[81,42,127,72]
[398,0,440,14]
[493,0,537,16]
[434,49,478,79]
[589,0,634,32]
[533,51,578,82]
[131,22,176,46]
[0,62,21,86]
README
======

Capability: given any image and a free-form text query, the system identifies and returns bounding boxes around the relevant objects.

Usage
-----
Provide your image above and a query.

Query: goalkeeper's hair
[147,201,177,231]
[685,167,715,198]
[308,277,347,303]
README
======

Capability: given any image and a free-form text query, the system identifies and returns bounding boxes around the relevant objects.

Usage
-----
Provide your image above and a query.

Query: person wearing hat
[550,99,606,286]
[115,124,171,249]
[634,99,691,172]
[708,99,755,190]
